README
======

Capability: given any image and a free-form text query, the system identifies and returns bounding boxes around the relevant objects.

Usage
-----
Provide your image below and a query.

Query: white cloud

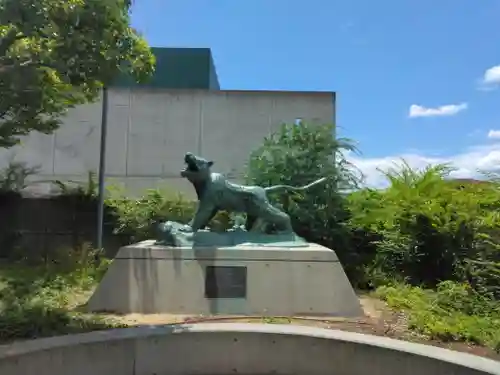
[348,143,500,188]
[467,129,482,138]
[480,65,500,89]
[488,129,500,139]
[408,103,468,118]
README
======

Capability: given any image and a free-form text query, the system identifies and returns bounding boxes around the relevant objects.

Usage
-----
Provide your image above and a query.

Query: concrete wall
[0,89,335,198]
[0,323,498,375]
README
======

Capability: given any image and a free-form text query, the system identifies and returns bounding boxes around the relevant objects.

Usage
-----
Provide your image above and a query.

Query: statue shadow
[192,245,221,315]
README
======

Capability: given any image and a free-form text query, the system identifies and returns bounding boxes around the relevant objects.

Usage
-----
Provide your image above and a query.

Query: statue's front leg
[186,203,218,232]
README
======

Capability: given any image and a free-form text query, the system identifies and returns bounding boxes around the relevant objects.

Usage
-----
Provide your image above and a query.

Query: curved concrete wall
[0,323,498,375]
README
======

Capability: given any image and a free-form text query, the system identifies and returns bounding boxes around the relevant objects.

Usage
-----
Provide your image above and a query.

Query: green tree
[0,0,155,147]
[246,122,363,277]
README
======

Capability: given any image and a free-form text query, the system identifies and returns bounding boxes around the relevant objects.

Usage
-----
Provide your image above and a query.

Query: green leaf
[0,0,155,147]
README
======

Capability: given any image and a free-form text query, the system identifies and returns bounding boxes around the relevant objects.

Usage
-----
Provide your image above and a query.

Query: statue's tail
[264,177,328,194]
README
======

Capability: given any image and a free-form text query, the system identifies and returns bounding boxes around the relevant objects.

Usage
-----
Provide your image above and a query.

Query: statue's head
[180,152,213,184]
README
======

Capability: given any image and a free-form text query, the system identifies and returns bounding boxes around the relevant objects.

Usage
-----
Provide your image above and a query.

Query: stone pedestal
[87,240,363,317]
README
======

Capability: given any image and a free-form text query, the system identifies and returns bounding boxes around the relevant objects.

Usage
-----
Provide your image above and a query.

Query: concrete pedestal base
[87,240,362,317]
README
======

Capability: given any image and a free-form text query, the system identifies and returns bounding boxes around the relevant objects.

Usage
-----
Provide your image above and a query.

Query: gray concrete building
[0,48,335,197]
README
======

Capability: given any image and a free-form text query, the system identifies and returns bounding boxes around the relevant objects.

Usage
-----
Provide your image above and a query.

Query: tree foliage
[245,122,363,271]
[0,0,155,147]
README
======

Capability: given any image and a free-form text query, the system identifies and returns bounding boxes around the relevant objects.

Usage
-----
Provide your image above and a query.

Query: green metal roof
[111,47,220,89]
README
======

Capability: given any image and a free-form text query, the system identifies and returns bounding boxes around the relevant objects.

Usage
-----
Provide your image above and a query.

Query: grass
[374,281,500,352]
[0,262,127,343]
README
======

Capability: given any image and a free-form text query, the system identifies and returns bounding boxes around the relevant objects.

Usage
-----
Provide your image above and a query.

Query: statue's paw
[231,225,246,232]
[158,222,172,233]
[178,224,193,233]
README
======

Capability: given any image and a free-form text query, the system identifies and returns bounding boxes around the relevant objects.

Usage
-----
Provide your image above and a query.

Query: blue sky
[131,0,500,187]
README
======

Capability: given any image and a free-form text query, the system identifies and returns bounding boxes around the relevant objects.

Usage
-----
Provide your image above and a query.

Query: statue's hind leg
[245,215,257,231]
[262,205,294,234]
[274,212,293,234]
[248,217,268,233]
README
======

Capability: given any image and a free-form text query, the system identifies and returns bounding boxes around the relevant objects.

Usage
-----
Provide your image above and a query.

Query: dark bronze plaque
[204,266,247,299]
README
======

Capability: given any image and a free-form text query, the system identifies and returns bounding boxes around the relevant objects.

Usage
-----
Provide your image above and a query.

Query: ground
[84,291,500,360]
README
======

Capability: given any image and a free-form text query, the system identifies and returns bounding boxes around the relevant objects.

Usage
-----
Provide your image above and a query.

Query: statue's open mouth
[181,152,198,176]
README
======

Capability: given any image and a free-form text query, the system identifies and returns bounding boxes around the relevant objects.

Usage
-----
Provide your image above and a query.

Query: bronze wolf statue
[179,152,327,234]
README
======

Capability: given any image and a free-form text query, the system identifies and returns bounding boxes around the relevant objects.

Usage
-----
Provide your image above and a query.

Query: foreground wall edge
[0,323,498,375]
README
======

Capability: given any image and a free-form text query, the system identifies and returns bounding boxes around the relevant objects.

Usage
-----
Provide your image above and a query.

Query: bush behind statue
[245,122,366,281]
[105,187,234,243]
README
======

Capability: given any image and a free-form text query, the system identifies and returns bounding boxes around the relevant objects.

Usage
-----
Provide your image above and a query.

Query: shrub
[0,160,39,193]
[245,122,364,281]
[0,256,124,342]
[53,171,98,198]
[375,281,500,351]
[106,187,233,242]
[0,301,125,342]
[347,162,500,294]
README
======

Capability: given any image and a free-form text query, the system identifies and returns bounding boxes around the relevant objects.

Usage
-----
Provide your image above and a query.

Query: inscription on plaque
[204,266,247,299]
